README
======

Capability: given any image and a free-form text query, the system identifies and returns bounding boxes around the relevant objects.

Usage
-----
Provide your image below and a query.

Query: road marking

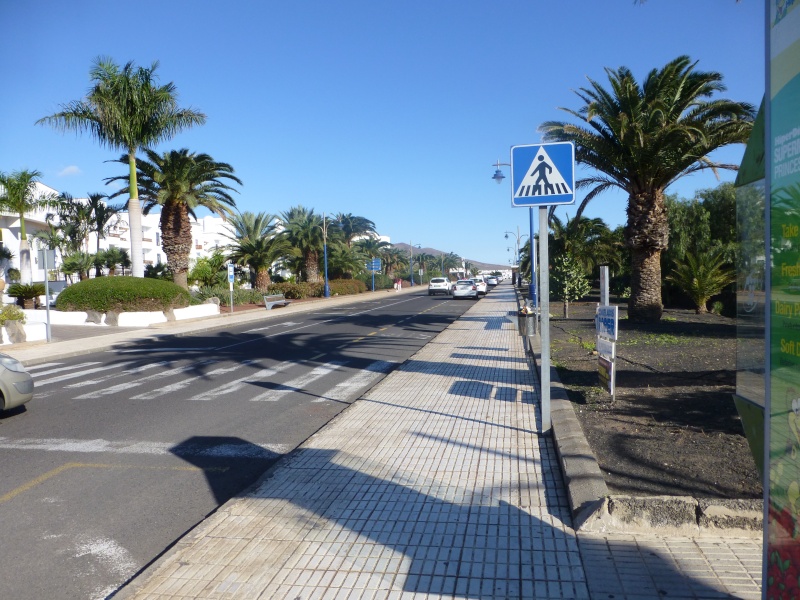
[250,361,347,402]
[130,359,260,401]
[34,364,112,386]
[0,461,231,505]
[73,359,217,400]
[314,361,396,403]
[190,361,296,401]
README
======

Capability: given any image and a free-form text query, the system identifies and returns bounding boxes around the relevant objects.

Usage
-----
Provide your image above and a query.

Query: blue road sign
[510,142,575,207]
[367,258,381,272]
[227,264,235,283]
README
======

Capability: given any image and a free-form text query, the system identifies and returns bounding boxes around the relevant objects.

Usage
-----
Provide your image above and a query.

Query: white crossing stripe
[35,364,117,386]
[249,361,347,402]
[63,361,171,390]
[190,361,296,401]
[316,361,396,403]
[131,360,259,400]
[74,359,217,400]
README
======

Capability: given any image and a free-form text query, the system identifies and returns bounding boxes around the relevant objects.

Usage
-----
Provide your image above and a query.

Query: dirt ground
[548,301,762,500]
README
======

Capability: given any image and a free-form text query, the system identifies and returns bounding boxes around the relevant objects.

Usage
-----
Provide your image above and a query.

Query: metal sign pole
[42,250,52,342]
[539,205,550,433]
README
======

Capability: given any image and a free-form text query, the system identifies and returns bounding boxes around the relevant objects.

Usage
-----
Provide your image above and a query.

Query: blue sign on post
[368,258,381,272]
[510,142,575,207]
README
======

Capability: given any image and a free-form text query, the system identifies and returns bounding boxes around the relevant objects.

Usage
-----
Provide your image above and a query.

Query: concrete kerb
[5,286,420,367]
[516,292,762,536]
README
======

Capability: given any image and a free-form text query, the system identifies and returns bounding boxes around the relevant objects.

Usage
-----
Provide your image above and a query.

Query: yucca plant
[667,250,735,314]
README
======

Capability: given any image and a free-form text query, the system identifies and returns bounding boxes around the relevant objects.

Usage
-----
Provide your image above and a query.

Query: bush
[267,282,320,299]
[55,277,191,313]
[0,305,25,325]
[193,285,263,306]
[7,283,46,300]
[328,279,367,296]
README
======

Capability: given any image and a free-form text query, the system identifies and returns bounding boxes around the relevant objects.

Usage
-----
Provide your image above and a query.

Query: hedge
[55,277,191,313]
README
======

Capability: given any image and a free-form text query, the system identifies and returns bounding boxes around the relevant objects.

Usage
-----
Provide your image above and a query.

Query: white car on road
[452,280,479,300]
[428,277,451,296]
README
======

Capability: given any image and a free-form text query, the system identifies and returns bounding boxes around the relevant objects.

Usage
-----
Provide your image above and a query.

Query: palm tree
[0,169,56,283]
[667,250,735,313]
[355,237,390,267]
[224,211,290,291]
[37,57,206,278]
[85,193,121,275]
[550,215,621,275]
[333,213,377,248]
[540,55,753,322]
[280,206,324,283]
[380,246,406,278]
[106,148,240,289]
[97,246,130,276]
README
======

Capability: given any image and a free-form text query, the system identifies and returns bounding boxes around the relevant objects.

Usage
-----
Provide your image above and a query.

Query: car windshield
[456,280,471,285]
[430,278,445,283]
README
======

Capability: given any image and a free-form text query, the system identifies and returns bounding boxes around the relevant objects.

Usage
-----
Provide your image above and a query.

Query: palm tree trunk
[160,203,193,290]
[625,190,668,322]
[127,151,145,278]
[305,252,320,283]
[255,267,271,291]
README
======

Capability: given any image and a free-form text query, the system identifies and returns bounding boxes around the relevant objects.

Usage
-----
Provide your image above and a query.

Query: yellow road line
[0,462,227,505]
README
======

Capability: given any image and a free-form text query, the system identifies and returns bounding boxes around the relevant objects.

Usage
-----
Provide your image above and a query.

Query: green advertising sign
[768,1,800,595]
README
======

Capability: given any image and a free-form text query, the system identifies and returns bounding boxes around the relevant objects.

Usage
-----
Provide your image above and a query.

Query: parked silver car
[452,280,479,300]
[0,353,33,411]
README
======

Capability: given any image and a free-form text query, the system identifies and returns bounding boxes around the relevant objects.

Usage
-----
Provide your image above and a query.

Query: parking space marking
[0,462,227,505]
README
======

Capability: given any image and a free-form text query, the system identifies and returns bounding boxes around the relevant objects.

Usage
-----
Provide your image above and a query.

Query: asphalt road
[0,291,475,600]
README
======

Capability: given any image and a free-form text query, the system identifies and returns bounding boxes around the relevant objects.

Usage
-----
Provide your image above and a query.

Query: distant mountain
[391,243,509,271]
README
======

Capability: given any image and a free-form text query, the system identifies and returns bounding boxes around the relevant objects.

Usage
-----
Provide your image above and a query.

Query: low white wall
[173,304,219,321]
[116,311,168,327]
[0,322,47,345]
[23,309,92,325]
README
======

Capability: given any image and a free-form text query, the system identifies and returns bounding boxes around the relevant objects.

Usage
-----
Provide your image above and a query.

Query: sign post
[595,304,618,399]
[227,264,235,314]
[367,258,381,292]
[510,142,575,434]
[37,249,55,342]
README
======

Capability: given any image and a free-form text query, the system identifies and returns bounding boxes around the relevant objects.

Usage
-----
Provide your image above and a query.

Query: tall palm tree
[0,169,56,283]
[224,211,290,291]
[106,148,240,289]
[333,213,377,248]
[380,246,406,278]
[280,206,324,283]
[539,55,753,322]
[37,56,206,278]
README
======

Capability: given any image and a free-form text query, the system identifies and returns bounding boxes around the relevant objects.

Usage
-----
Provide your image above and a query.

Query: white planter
[172,304,220,321]
[23,309,92,325]
[0,322,46,345]
[115,311,168,327]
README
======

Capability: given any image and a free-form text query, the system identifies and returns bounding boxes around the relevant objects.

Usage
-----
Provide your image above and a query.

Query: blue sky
[1,1,764,266]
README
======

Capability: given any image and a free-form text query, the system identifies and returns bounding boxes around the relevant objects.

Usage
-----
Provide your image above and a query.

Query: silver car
[0,353,34,411]
[452,279,479,300]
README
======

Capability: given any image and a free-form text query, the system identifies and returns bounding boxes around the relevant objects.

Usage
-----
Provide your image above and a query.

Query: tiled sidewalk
[119,287,763,599]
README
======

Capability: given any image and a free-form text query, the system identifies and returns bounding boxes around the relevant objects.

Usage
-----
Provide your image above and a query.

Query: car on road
[486,276,499,287]
[428,277,451,296]
[0,353,33,411]
[471,278,488,296]
[452,279,479,299]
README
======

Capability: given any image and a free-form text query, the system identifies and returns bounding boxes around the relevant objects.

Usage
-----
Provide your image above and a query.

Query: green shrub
[7,283,45,300]
[55,277,191,312]
[193,286,263,306]
[0,305,25,325]
[328,279,367,296]
[267,282,319,299]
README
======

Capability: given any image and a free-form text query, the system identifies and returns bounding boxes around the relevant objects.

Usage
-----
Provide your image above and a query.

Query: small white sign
[596,305,618,341]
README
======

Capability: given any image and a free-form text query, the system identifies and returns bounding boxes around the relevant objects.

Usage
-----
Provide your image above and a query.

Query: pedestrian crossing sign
[510,142,575,207]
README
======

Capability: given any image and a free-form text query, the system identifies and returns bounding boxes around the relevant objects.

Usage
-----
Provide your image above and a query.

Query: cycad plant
[666,250,735,314]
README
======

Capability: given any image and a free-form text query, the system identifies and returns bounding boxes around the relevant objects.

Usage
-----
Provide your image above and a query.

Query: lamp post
[495,161,537,308]
[319,213,331,298]
[409,242,421,286]
[504,228,528,282]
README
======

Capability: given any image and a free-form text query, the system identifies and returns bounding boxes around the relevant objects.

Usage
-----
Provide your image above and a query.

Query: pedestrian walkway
[115,286,762,600]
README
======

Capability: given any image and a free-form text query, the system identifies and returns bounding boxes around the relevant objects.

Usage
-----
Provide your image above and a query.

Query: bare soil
[549,301,762,500]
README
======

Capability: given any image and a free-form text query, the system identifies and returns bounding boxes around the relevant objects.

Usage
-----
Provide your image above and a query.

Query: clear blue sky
[1,1,764,266]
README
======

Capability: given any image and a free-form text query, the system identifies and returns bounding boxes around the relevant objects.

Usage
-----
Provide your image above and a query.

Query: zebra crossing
[27,355,400,405]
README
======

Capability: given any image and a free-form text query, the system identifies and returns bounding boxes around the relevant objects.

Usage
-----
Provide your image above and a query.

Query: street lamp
[319,213,331,298]
[409,242,421,286]
[504,229,528,277]
[494,161,537,308]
